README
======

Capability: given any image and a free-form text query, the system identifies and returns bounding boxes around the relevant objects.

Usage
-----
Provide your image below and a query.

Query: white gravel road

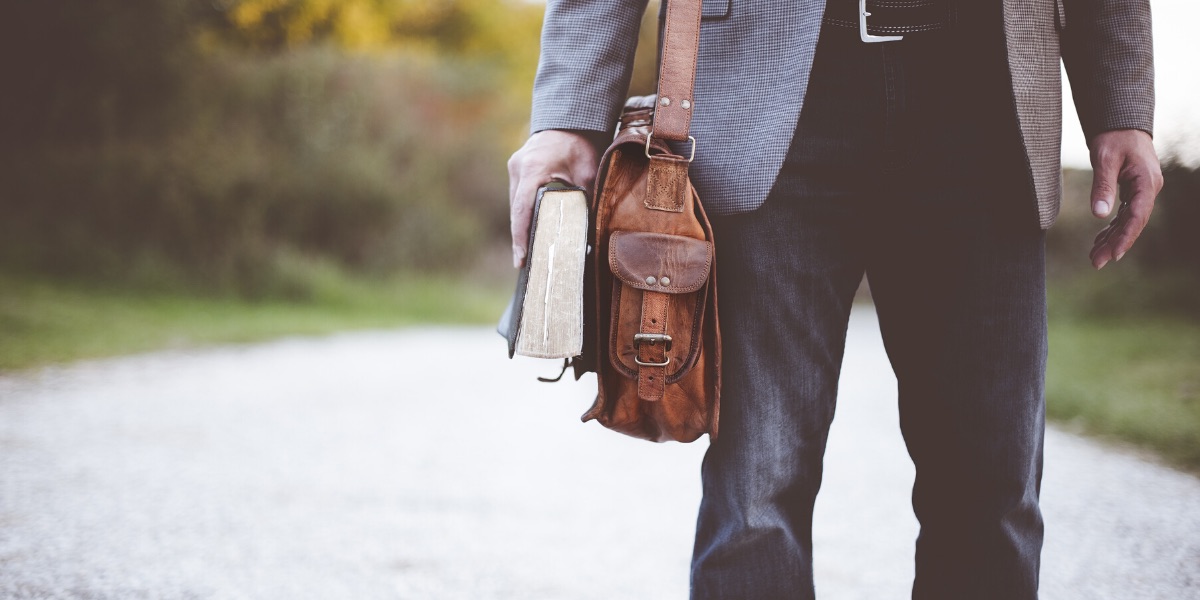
[1,307,1197,599]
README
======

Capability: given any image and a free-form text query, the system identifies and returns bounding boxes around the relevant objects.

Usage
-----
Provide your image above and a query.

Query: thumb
[1090,156,1120,219]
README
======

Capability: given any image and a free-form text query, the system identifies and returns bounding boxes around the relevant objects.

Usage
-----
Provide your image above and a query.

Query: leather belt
[823,0,956,41]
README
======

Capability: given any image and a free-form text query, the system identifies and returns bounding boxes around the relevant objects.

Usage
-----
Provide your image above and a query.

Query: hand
[507,130,605,268]
[1087,129,1163,269]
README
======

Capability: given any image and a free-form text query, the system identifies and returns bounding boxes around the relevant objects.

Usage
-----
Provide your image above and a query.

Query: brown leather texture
[609,231,712,293]
[645,155,690,212]
[652,0,702,142]
[635,291,670,402]
[578,97,721,443]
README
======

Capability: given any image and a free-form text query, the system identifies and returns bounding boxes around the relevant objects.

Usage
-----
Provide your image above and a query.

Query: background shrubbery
[0,0,540,297]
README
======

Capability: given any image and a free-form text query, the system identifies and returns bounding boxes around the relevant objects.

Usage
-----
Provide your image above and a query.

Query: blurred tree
[1143,162,1200,279]
[0,0,545,147]
[203,0,544,135]
[206,0,542,65]
[0,0,549,292]
[0,0,203,145]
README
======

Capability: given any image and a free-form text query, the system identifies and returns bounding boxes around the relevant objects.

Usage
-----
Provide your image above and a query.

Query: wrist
[1089,128,1153,149]
[533,128,611,155]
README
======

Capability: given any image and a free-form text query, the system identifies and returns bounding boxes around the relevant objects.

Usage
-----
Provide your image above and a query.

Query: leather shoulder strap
[653,0,702,142]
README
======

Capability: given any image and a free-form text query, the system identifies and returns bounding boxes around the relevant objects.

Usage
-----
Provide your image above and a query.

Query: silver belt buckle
[859,0,904,43]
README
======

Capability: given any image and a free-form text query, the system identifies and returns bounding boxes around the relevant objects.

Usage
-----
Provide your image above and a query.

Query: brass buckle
[633,333,672,367]
[645,132,697,162]
[859,0,904,43]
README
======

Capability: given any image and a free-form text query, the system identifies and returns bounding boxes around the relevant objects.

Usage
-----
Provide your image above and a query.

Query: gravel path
[1,307,1197,599]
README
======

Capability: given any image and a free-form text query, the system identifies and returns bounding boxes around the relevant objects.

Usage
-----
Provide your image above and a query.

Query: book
[498,183,589,359]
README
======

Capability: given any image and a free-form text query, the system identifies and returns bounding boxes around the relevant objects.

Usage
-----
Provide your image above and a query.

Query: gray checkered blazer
[530,0,1154,228]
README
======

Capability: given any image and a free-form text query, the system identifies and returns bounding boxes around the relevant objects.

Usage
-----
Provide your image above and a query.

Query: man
[508,0,1162,597]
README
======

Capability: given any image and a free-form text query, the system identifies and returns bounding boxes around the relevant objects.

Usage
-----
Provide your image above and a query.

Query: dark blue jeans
[690,7,1047,600]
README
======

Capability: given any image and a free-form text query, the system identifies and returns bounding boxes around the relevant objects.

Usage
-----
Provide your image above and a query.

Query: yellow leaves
[335,0,393,49]
[210,0,546,115]
[217,0,544,53]
[387,0,445,31]
[285,0,336,46]
[229,0,290,29]
[221,0,388,49]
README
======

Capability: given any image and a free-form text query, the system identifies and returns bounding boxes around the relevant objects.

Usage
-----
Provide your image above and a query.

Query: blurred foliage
[205,0,541,62]
[3,51,517,296]
[0,0,544,298]
[1046,317,1200,472]
[198,0,545,113]
[0,0,197,144]
[1048,164,1200,320]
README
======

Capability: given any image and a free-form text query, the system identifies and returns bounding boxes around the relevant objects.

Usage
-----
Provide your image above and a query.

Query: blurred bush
[0,1,197,145]
[0,0,541,298]
[1048,163,1200,319]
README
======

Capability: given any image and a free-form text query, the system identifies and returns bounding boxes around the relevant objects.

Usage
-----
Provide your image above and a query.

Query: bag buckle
[633,333,672,367]
[645,132,697,162]
[860,0,904,43]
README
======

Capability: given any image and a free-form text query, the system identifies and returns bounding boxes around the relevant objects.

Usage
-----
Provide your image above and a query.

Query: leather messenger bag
[572,0,720,443]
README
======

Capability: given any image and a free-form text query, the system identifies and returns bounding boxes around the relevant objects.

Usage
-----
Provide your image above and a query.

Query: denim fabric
[689,6,1048,600]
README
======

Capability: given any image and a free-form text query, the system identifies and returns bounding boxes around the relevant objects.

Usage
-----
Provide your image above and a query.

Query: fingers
[509,180,535,269]
[1089,207,1123,269]
[507,152,540,269]
[1089,148,1119,218]
[1086,129,1163,270]
[1090,175,1156,269]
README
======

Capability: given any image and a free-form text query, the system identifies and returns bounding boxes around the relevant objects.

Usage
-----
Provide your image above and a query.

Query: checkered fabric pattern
[530,0,1154,229]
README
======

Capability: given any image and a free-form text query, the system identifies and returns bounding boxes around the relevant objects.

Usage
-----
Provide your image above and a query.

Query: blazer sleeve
[1060,0,1155,142]
[529,0,651,135]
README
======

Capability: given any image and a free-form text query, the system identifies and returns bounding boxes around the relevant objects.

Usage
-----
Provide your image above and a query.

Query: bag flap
[608,231,712,293]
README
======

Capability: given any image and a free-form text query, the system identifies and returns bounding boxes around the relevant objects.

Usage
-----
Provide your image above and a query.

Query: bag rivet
[660,277,671,286]
[681,100,691,109]
[660,97,670,106]
[645,276,657,285]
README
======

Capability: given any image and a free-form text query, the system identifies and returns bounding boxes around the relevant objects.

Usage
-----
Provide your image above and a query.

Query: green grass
[1047,316,1200,472]
[0,271,510,372]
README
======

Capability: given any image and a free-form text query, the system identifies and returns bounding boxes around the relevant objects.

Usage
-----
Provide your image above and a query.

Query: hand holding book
[506,130,605,268]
